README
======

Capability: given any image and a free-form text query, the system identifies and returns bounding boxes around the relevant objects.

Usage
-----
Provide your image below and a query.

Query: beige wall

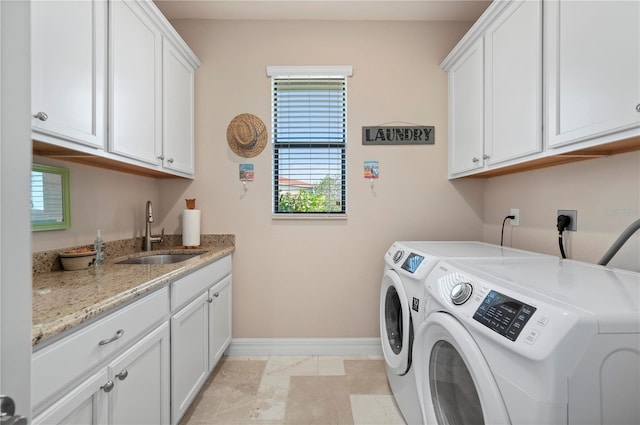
[483,151,640,272]
[32,19,639,340]
[157,20,483,338]
[31,156,160,252]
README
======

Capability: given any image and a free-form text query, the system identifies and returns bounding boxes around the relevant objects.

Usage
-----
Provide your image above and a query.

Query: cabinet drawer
[171,255,231,311]
[32,286,169,411]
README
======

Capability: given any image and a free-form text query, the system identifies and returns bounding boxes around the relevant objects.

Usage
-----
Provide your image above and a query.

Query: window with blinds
[30,164,70,231]
[269,66,351,216]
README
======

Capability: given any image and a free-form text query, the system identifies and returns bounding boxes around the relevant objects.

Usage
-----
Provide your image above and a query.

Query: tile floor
[179,356,407,425]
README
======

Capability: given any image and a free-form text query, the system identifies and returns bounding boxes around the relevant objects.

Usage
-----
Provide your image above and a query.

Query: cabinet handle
[167,158,174,164]
[472,157,480,163]
[213,292,220,298]
[158,155,165,161]
[33,112,48,121]
[101,381,115,393]
[116,369,129,381]
[482,154,490,160]
[98,329,125,346]
[636,104,640,112]
[207,297,214,303]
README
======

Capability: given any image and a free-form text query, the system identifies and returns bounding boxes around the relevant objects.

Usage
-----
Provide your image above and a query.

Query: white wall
[483,151,640,272]
[157,19,483,338]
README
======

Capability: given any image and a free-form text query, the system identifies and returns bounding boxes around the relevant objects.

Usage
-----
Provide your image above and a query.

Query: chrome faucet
[144,201,164,251]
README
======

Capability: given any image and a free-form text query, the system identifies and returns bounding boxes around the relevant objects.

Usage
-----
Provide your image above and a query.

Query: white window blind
[30,171,64,223]
[269,66,352,215]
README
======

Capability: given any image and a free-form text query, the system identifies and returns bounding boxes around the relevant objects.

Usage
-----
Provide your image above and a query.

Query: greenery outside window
[268,66,352,216]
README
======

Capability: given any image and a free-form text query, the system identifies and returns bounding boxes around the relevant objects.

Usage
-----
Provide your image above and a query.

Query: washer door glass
[417,313,510,425]
[430,340,484,425]
[380,270,412,375]
[385,286,403,355]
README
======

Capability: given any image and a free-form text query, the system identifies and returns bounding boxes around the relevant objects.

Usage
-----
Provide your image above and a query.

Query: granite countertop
[32,238,234,348]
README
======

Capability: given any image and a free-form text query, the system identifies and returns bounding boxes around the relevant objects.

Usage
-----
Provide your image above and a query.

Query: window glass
[271,75,347,215]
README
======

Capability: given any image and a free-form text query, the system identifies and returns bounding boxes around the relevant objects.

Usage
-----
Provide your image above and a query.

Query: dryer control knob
[451,282,473,305]
[393,250,404,263]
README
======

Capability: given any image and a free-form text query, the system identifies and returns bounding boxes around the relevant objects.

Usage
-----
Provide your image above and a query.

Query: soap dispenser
[94,230,105,265]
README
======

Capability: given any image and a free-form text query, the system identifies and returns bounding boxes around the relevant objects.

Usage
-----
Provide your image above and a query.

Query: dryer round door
[380,270,412,375]
[417,312,510,425]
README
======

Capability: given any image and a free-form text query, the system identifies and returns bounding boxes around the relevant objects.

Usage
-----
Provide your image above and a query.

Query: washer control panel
[473,290,536,342]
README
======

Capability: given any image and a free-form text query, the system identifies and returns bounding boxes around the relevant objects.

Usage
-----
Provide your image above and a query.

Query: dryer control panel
[473,290,536,341]
[401,252,425,274]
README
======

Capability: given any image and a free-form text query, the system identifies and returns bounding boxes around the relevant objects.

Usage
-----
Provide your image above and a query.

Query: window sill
[272,214,347,221]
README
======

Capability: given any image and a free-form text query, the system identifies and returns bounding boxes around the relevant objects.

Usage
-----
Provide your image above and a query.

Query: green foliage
[278,190,326,212]
[314,176,342,212]
[277,175,343,213]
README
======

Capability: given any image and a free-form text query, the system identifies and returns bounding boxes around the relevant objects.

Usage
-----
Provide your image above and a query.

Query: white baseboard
[226,338,383,357]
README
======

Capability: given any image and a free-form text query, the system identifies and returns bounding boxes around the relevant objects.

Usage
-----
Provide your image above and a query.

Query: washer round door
[380,269,412,375]
[417,312,510,425]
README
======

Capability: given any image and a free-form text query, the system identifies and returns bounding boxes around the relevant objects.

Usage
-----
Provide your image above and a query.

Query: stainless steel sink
[116,253,202,265]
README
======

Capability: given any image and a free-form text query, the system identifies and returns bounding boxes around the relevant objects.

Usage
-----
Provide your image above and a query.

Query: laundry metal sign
[362,126,435,145]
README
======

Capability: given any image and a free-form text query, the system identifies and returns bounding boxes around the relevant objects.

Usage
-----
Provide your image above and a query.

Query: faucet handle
[160,228,165,242]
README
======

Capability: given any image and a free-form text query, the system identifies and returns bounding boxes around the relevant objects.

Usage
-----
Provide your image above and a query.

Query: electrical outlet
[510,208,520,226]
[557,209,577,231]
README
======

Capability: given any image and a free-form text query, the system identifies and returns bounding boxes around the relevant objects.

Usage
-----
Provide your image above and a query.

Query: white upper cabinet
[446,39,485,176]
[163,42,196,176]
[545,0,640,149]
[31,0,107,149]
[484,0,542,165]
[444,0,638,178]
[109,0,163,166]
[32,0,200,178]
[443,0,542,178]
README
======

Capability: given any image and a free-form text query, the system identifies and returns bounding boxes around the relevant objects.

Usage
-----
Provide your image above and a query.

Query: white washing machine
[380,242,556,424]
[414,258,640,425]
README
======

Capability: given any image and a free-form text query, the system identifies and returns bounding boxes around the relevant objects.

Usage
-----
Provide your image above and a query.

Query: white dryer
[380,241,555,425]
[414,258,640,425]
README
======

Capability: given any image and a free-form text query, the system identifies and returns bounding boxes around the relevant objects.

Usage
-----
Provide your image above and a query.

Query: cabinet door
[546,0,640,148]
[163,42,196,176]
[209,275,232,371]
[108,322,170,425]
[171,292,209,425]
[31,0,106,149]
[32,370,108,425]
[484,0,542,165]
[109,0,162,165]
[448,39,484,176]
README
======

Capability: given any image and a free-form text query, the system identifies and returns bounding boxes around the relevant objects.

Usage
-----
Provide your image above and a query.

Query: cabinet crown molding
[441,0,512,71]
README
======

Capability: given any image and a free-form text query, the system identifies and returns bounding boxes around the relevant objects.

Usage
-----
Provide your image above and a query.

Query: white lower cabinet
[32,256,232,425]
[209,275,232,371]
[109,322,171,425]
[32,370,108,425]
[170,259,233,425]
[170,292,210,424]
[33,322,170,425]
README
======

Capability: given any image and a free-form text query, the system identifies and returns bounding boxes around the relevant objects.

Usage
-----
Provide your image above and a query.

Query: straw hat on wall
[226,113,268,158]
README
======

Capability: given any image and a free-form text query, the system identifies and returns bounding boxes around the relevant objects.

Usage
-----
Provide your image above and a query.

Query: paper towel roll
[182,209,201,246]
